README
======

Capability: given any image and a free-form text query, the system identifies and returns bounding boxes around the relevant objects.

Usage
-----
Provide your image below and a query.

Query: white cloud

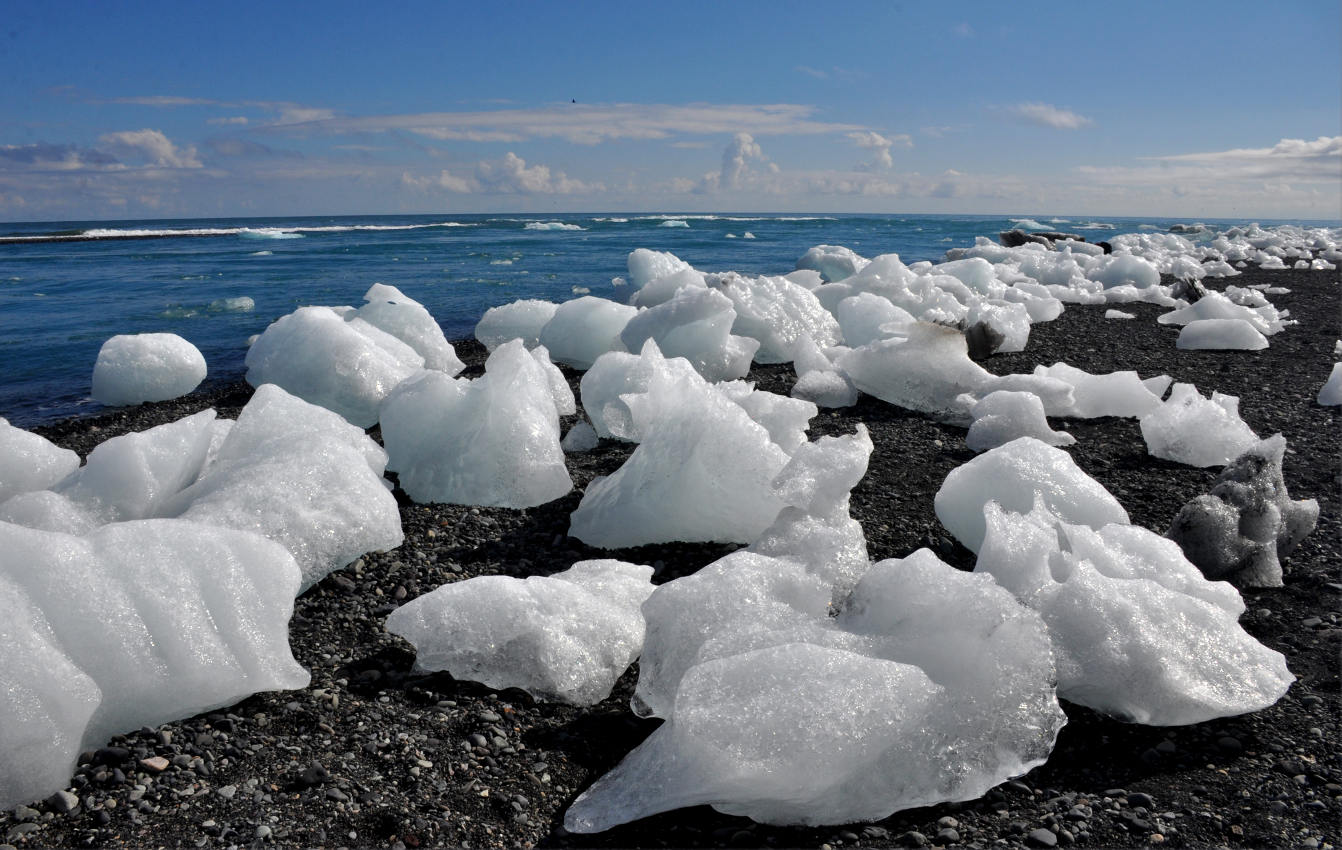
[849,131,912,171]
[1003,102,1094,130]
[0,143,121,171]
[402,152,600,195]
[99,129,202,168]
[1143,135,1341,180]
[110,95,217,107]
[207,116,250,126]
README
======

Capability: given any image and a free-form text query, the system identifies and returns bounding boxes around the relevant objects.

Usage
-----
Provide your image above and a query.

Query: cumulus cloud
[99,130,202,168]
[402,152,600,195]
[849,131,912,171]
[1003,102,1094,130]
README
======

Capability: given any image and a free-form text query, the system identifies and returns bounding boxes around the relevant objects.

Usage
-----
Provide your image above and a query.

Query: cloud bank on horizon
[0,1,1337,221]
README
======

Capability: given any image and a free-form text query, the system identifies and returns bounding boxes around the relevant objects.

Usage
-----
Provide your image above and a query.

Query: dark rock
[1025,827,1058,848]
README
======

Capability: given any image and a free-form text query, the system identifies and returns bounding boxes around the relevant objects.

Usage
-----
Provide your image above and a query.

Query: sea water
[0,212,1330,426]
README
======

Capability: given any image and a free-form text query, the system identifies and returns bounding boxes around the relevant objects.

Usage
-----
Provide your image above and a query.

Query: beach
[3,264,1337,850]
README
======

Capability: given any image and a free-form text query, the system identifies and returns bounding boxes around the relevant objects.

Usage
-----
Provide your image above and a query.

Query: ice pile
[246,284,464,427]
[1167,435,1319,587]
[91,333,207,407]
[1139,384,1259,467]
[380,340,572,508]
[386,560,654,706]
[0,418,80,502]
[566,549,1065,831]
[1,519,309,811]
[975,499,1293,725]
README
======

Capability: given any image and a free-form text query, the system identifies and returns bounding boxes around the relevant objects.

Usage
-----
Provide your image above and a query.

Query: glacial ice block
[1167,435,1319,587]
[1176,318,1269,351]
[379,340,572,509]
[1031,363,1169,419]
[537,296,638,370]
[91,333,207,407]
[975,501,1292,725]
[355,283,465,374]
[1320,362,1342,406]
[836,323,995,422]
[618,287,757,382]
[0,417,80,503]
[386,560,654,706]
[0,518,309,808]
[935,436,1128,553]
[1139,383,1259,467]
[474,299,558,351]
[960,390,1076,452]
[795,244,870,282]
[710,271,841,363]
[580,341,702,441]
[245,305,424,427]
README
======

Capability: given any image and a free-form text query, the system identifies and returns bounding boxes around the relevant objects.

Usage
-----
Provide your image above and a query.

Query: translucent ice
[1158,291,1285,335]
[1139,383,1260,467]
[795,244,869,282]
[537,296,638,370]
[474,299,558,351]
[1087,253,1161,289]
[386,560,654,706]
[380,340,572,509]
[976,500,1293,725]
[1167,435,1319,586]
[1320,362,1342,406]
[833,292,916,347]
[935,437,1129,553]
[245,305,424,427]
[710,271,841,363]
[627,247,692,290]
[1031,363,1170,418]
[618,287,758,381]
[836,323,994,422]
[1176,319,1270,350]
[580,341,702,440]
[960,391,1076,452]
[355,283,464,374]
[0,418,80,503]
[91,333,207,407]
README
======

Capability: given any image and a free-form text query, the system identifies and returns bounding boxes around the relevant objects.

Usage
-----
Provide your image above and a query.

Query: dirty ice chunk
[935,436,1128,553]
[1139,383,1259,467]
[91,333,207,407]
[386,560,654,706]
[0,418,80,503]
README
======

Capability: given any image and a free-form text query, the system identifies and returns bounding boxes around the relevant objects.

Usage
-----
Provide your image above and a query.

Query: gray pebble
[7,824,42,842]
[46,790,78,814]
[898,830,927,847]
[1128,792,1155,809]
[936,827,960,844]
[1025,828,1058,848]
[255,824,272,840]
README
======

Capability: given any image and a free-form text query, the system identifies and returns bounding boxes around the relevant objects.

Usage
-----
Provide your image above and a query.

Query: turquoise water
[0,212,1332,426]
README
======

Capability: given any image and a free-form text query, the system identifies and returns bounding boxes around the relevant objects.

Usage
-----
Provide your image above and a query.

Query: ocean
[0,212,1333,427]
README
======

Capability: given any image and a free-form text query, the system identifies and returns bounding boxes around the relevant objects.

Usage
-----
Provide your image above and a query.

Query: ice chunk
[1106,309,1136,320]
[537,296,638,370]
[1320,362,1342,406]
[836,323,994,423]
[618,287,758,381]
[1168,435,1319,587]
[386,560,654,706]
[791,368,860,408]
[1088,254,1160,289]
[0,519,308,808]
[935,437,1129,553]
[1139,383,1259,467]
[245,305,424,427]
[1176,319,1269,350]
[728,390,817,454]
[568,373,790,548]
[976,501,1292,725]
[1031,363,1169,418]
[795,244,870,282]
[474,299,558,350]
[580,341,702,441]
[1158,291,1285,335]
[710,272,841,363]
[380,340,572,509]
[53,410,217,525]
[627,248,692,290]
[630,267,707,309]
[833,292,916,347]
[562,420,600,452]
[91,333,207,407]
[960,391,1076,452]
[0,418,80,503]
[0,490,98,534]
[530,345,577,415]
[355,283,464,374]
[166,388,402,592]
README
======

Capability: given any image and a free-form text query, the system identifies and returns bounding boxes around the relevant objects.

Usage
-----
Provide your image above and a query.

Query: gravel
[4,266,1338,850]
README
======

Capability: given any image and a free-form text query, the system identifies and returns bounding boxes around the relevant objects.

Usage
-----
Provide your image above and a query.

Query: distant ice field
[0,212,1335,426]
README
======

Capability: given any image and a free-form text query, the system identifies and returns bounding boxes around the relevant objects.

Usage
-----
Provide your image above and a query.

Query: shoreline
[6,266,1340,850]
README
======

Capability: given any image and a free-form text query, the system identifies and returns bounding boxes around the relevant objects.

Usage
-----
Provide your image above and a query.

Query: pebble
[1025,828,1058,848]
[217,785,237,800]
[935,827,960,844]
[7,824,41,842]
[139,756,170,773]
[46,790,78,814]
[255,824,272,840]
[897,830,927,847]
[1127,792,1155,809]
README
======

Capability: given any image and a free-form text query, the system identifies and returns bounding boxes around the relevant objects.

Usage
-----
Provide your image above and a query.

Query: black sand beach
[5,266,1338,850]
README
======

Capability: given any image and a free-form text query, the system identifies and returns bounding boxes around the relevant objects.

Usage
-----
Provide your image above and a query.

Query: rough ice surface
[627,248,693,291]
[1158,291,1286,336]
[791,368,860,408]
[1032,363,1170,419]
[975,500,1293,725]
[833,292,916,347]
[748,426,873,604]
[245,305,424,427]
[380,340,572,509]
[569,549,1065,832]
[618,287,758,381]
[568,371,791,548]
[1320,362,1342,406]
[727,388,818,455]
[1168,435,1320,587]
[166,386,402,592]
[1089,254,1161,289]
[1139,383,1260,467]
[537,296,638,370]
[960,391,1076,452]
[531,345,577,415]
[0,518,309,810]
[91,333,207,407]
[1176,319,1270,351]
[710,271,841,363]
[580,341,702,440]
[795,244,870,282]
[386,560,654,706]
[0,417,81,503]
[562,421,600,453]
[935,437,1129,553]
[474,299,558,351]
[355,283,465,374]
[837,323,994,422]
[0,489,97,534]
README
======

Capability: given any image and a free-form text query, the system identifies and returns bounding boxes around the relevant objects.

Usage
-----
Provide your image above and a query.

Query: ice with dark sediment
[91,332,208,407]
[1168,434,1319,587]
[386,560,655,706]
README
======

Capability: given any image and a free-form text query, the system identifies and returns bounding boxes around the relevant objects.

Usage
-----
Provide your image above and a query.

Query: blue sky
[1,0,1338,221]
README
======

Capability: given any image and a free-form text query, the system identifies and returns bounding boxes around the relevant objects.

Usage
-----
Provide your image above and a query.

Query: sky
[1,0,1339,222]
